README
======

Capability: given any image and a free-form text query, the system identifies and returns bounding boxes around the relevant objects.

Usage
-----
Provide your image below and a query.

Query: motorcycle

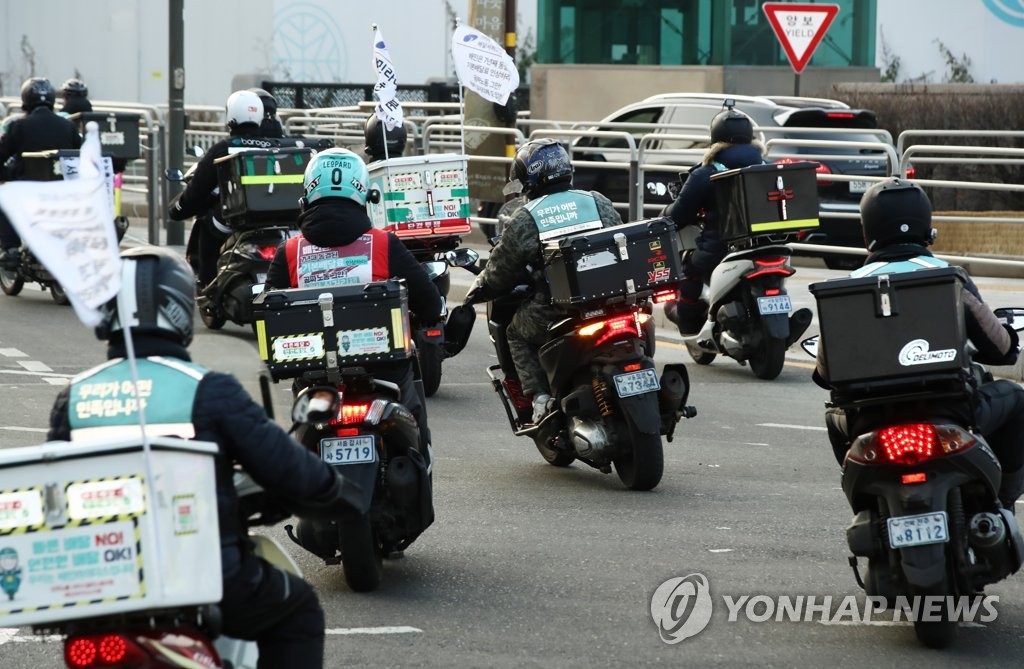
[253,280,434,593]
[474,216,697,491]
[674,162,818,380]
[167,140,330,330]
[46,389,341,668]
[0,149,129,305]
[804,267,1024,648]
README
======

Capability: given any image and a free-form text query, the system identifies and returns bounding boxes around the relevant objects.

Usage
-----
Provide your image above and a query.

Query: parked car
[571,93,908,269]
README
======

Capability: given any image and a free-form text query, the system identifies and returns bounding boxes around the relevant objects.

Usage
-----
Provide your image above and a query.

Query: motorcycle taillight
[258,245,277,261]
[330,399,387,426]
[578,314,640,347]
[847,423,977,465]
[744,257,794,280]
[65,633,147,667]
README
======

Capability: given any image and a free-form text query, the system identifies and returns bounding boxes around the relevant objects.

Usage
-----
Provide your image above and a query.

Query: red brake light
[904,163,916,179]
[826,111,856,119]
[578,315,640,346]
[745,257,794,279]
[65,633,147,667]
[765,288,781,296]
[902,472,928,484]
[878,424,938,465]
[335,427,360,437]
[258,246,277,261]
[426,328,443,337]
[653,288,676,304]
[623,363,642,372]
[331,402,371,426]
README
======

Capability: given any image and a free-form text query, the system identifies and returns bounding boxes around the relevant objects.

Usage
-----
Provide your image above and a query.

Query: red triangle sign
[762,3,840,74]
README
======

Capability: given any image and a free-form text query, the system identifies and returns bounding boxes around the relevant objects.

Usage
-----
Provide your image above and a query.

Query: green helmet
[302,148,370,207]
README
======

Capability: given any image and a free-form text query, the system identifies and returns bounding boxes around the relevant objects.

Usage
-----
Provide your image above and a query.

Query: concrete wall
[530,65,880,122]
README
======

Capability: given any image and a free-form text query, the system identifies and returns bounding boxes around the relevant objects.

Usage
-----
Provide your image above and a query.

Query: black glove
[299,470,368,518]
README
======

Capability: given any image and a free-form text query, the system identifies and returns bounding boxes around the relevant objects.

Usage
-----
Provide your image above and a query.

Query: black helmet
[61,78,89,99]
[96,247,196,346]
[510,138,573,198]
[710,108,754,144]
[363,115,407,160]
[859,177,934,251]
[20,77,56,111]
[248,87,278,119]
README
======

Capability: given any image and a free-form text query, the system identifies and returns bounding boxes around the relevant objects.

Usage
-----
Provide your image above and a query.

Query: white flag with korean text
[0,121,120,326]
[450,24,519,105]
[372,27,404,131]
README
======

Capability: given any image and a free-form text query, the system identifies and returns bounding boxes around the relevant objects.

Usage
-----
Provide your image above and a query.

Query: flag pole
[454,17,467,158]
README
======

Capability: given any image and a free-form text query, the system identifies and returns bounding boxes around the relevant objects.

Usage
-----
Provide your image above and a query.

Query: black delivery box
[70,112,143,160]
[19,149,82,181]
[711,161,820,242]
[809,266,968,388]
[254,280,412,381]
[542,217,681,307]
[215,147,314,227]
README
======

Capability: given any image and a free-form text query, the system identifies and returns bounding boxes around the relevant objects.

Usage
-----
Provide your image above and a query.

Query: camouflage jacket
[479,189,623,300]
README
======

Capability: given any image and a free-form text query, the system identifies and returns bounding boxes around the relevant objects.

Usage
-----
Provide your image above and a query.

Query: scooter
[804,268,1024,649]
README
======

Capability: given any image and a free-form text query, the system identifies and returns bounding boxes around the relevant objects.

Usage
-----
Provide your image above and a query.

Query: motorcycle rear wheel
[200,304,226,330]
[0,268,24,296]
[339,515,384,593]
[909,585,957,649]
[50,282,70,305]
[418,342,444,397]
[749,334,786,380]
[613,415,664,491]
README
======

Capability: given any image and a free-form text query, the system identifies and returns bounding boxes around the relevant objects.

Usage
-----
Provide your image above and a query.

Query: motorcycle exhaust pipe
[786,307,814,347]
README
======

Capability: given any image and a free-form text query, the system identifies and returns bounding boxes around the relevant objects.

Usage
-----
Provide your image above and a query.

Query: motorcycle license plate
[849,180,871,194]
[320,435,376,465]
[757,295,792,315]
[887,511,949,549]
[256,272,267,284]
[613,368,660,398]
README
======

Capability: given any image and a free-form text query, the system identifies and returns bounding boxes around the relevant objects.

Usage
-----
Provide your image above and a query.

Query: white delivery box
[366,153,472,240]
[0,437,222,628]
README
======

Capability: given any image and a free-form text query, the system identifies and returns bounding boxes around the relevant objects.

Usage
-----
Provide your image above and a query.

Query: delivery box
[0,437,221,628]
[366,153,472,240]
[711,161,820,242]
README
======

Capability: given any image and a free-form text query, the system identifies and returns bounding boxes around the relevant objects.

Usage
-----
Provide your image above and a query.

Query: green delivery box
[366,153,472,240]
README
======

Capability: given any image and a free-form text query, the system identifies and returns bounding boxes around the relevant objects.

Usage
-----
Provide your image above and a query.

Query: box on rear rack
[254,280,412,381]
[0,437,221,628]
[542,217,681,307]
[809,266,969,390]
[365,153,472,241]
[712,161,820,242]
[69,112,143,160]
[215,147,316,228]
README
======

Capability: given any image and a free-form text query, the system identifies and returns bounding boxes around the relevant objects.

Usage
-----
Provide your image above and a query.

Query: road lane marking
[0,348,27,357]
[0,629,62,644]
[44,377,69,386]
[325,626,422,635]
[757,423,828,431]
[708,548,734,553]
[17,360,52,372]
[0,427,48,433]
[0,369,72,378]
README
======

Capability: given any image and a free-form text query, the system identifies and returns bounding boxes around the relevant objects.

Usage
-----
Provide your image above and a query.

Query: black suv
[571,93,902,269]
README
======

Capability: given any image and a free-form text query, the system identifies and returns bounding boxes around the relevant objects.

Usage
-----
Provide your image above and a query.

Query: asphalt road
[1,263,1024,667]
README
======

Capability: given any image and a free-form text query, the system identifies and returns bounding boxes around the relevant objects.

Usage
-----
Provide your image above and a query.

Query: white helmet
[225,90,263,131]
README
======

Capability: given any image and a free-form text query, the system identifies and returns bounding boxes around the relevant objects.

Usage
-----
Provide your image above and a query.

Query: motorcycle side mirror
[291,386,340,429]
[994,307,1024,332]
[367,188,381,205]
[800,335,819,359]
[164,168,184,182]
[444,248,480,269]
[190,146,205,158]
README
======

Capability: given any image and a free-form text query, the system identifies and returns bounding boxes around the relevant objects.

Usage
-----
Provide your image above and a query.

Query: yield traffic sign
[762,3,840,74]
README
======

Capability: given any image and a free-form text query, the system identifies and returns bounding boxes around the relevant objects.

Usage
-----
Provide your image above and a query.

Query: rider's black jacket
[46,334,340,579]
[265,198,444,324]
[0,107,81,179]
[167,124,278,220]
